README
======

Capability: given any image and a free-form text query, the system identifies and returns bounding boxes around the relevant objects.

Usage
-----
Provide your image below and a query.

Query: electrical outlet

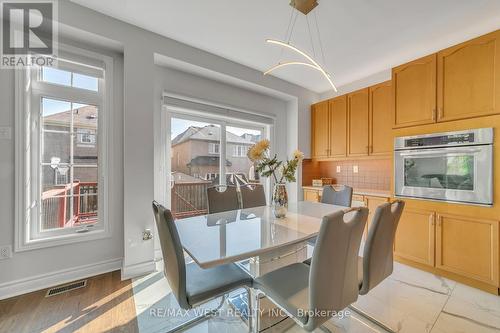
[353,165,359,173]
[0,245,12,259]
[336,166,341,173]
[0,127,12,140]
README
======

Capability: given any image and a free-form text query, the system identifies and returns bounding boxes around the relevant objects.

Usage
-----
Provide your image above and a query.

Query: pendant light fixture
[264,0,337,92]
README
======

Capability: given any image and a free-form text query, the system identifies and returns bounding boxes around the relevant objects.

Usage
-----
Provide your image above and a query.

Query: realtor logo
[1,0,58,68]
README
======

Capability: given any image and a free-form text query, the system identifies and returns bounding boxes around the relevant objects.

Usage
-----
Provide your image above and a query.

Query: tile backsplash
[303,159,391,191]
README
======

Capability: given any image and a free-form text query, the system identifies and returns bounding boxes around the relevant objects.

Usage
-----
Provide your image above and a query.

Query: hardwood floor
[0,271,138,333]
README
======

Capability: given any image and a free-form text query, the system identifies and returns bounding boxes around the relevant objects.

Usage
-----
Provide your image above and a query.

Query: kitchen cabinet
[394,209,435,267]
[347,88,370,157]
[329,96,347,157]
[369,81,392,155]
[392,54,437,128]
[435,214,499,286]
[437,30,500,122]
[311,101,329,158]
[303,188,320,202]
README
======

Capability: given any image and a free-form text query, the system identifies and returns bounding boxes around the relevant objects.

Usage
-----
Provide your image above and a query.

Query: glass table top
[176,201,348,268]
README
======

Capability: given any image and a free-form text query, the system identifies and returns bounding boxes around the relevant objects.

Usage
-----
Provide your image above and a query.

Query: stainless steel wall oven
[394,128,493,206]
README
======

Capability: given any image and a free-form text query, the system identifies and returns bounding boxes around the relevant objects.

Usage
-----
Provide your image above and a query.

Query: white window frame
[232,145,248,157]
[208,142,220,155]
[15,45,113,251]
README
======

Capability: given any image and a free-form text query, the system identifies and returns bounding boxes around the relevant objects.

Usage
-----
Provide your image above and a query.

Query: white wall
[0,0,318,295]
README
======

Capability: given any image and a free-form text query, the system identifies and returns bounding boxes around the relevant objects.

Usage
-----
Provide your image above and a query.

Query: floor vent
[45,280,87,297]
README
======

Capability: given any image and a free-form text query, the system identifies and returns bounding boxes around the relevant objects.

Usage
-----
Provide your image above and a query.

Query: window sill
[15,227,111,252]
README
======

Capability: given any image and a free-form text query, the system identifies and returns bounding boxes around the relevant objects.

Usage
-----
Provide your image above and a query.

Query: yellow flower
[293,149,304,161]
[255,139,270,152]
[247,139,270,162]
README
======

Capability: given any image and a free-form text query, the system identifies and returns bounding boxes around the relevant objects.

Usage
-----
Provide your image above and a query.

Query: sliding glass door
[168,113,267,219]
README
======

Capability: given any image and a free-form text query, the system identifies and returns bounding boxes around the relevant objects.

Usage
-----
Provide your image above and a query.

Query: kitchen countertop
[302,185,391,198]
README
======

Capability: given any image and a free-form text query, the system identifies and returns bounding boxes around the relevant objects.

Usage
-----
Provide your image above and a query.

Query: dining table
[176,201,355,332]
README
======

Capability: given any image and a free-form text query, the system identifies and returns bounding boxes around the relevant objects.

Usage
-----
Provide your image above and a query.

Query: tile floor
[132,261,500,333]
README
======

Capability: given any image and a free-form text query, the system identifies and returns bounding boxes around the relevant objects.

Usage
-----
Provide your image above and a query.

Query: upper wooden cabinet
[392,54,437,128]
[369,81,392,155]
[329,96,347,158]
[437,30,500,122]
[311,101,329,158]
[347,88,369,157]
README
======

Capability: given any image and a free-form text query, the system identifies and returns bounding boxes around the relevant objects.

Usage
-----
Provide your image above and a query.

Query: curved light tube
[263,61,320,75]
[265,39,337,92]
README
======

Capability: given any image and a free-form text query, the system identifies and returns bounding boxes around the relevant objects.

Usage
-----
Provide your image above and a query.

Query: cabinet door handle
[429,214,435,226]
[438,107,443,119]
[432,109,436,121]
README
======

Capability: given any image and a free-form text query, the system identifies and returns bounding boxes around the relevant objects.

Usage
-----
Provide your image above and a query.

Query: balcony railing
[171,181,211,219]
[41,182,98,230]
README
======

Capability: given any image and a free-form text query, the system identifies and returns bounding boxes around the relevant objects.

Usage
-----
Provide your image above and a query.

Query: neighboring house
[171,124,257,180]
[42,105,98,191]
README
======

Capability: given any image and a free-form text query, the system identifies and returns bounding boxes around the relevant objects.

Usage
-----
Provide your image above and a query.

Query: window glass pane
[42,98,72,164]
[170,118,220,218]
[41,67,71,86]
[226,126,262,185]
[73,104,99,163]
[73,73,99,91]
[73,167,98,226]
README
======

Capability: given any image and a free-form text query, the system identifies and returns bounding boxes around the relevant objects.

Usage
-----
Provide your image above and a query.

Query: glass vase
[272,183,288,218]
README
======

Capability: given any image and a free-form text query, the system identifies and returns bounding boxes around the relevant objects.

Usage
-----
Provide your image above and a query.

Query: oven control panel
[405,133,475,148]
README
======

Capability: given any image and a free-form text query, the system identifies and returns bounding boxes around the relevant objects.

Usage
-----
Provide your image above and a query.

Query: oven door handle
[397,147,483,156]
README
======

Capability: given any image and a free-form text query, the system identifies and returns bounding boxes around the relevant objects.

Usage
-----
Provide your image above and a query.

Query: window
[77,128,97,146]
[208,142,220,154]
[16,46,113,250]
[233,145,248,157]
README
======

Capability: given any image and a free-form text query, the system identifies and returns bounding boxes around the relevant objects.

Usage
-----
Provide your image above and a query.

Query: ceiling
[70,0,500,93]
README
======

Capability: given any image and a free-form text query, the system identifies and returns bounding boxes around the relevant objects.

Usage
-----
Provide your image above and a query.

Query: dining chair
[307,185,354,247]
[207,185,240,214]
[240,184,267,209]
[152,201,253,332]
[253,207,368,332]
[321,185,353,207]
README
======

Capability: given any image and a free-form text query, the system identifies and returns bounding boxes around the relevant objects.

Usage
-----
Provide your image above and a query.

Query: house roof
[43,105,98,129]
[172,125,255,146]
[187,155,232,167]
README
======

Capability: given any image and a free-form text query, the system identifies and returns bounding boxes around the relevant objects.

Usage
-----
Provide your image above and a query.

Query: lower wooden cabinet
[394,209,436,267]
[303,189,320,202]
[435,214,499,286]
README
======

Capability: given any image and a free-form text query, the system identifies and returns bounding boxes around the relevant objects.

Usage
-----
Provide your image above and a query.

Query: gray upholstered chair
[253,207,368,332]
[358,200,405,295]
[152,201,253,332]
[321,185,353,207]
[240,184,267,209]
[207,185,239,214]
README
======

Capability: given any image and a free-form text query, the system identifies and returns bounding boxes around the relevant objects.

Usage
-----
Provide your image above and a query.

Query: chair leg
[164,295,227,333]
[348,305,395,333]
[248,288,261,333]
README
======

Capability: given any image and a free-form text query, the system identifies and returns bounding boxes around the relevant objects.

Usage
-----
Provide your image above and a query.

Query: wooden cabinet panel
[303,189,320,202]
[312,101,329,158]
[329,96,347,157]
[369,81,392,156]
[436,214,499,286]
[347,88,369,156]
[393,54,437,128]
[364,196,390,239]
[394,209,435,267]
[437,30,500,122]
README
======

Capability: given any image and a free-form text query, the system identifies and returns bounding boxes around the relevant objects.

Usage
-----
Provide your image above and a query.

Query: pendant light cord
[314,9,327,67]
[306,15,316,58]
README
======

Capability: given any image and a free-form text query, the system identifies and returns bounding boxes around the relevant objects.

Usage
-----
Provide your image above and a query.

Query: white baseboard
[0,257,123,300]
[121,260,156,280]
